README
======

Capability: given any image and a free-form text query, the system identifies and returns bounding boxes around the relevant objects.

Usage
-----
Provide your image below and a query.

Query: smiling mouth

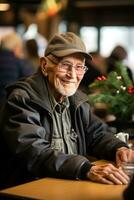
[61,79,76,84]
[62,81,75,86]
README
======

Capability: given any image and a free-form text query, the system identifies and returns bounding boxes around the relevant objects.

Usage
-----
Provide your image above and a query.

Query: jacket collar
[6,70,89,112]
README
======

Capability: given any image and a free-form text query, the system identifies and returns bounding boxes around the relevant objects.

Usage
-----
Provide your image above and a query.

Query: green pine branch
[88,61,134,120]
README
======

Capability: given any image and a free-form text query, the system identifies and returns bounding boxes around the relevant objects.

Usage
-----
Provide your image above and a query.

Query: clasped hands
[87,147,134,185]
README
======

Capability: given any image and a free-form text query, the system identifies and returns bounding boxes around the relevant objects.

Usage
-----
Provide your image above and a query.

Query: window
[80,26,134,76]
[80,27,98,53]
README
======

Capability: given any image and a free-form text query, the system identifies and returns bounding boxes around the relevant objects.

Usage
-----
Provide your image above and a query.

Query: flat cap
[45,32,92,61]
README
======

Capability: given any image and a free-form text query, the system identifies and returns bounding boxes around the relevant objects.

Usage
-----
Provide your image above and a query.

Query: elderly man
[0,32,133,189]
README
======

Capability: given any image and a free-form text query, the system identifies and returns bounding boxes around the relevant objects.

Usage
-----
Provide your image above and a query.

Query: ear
[40,57,48,76]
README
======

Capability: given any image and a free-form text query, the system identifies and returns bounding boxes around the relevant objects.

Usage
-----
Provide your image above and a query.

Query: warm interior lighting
[0,3,10,11]
[37,0,68,18]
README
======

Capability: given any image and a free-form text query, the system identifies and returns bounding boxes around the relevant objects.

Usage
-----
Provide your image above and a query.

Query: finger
[113,171,129,184]
[89,174,114,185]
[116,155,128,167]
[107,167,130,185]
[122,153,129,162]
[108,173,124,185]
[102,163,129,183]
[127,149,134,162]
[118,167,130,181]
[117,151,129,164]
[101,177,114,185]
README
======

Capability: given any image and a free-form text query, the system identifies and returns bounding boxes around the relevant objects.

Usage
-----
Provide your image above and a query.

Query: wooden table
[0,160,127,200]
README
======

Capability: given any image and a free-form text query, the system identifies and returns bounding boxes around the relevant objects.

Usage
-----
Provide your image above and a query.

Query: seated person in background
[0,32,35,105]
[79,59,102,94]
[90,51,107,75]
[0,32,134,189]
[79,51,106,94]
[106,45,133,82]
[24,38,40,72]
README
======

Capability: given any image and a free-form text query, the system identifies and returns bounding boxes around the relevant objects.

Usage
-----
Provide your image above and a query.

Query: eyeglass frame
[58,61,88,74]
[46,55,88,75]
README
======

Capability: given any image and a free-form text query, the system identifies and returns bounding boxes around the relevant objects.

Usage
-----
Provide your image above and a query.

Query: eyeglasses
[58,61,88,75]
[46,55,88,75]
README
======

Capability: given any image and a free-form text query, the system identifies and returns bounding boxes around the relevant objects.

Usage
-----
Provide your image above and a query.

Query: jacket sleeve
[81,102,128,161]
[1,89,92,180]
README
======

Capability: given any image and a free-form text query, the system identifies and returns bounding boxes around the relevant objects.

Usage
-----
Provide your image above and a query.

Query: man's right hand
[86,163,129,185]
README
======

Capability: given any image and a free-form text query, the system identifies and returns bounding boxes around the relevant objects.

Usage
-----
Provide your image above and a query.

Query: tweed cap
[45,32,92,61]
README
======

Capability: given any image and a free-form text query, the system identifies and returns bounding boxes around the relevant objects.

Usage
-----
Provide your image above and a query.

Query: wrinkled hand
[87,163,129,185]
[116,147,134,167]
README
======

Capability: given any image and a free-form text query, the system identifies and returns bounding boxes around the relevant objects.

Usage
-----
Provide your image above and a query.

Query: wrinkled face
[40,53,86,102]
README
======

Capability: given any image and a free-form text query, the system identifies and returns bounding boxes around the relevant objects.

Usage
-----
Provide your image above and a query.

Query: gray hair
[0,32,23,51]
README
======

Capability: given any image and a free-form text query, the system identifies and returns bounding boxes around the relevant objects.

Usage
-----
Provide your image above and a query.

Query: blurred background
[0,0,134,70]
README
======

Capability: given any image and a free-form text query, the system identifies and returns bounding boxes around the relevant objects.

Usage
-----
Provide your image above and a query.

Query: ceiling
[1,0,134,7]
[72,0,134,7]
[0,0,134,26]
[66,0,134,26]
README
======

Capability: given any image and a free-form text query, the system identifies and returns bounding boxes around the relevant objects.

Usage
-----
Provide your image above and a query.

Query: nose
[66,66,77,78]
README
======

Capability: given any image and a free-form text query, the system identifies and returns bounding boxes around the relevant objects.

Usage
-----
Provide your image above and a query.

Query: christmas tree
[89,62,134,120]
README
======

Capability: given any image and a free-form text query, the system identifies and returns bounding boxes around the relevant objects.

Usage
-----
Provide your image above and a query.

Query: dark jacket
[0,49,34,103]
[0,70,127,189]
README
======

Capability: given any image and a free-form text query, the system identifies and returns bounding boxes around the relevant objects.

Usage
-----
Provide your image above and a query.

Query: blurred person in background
[18,6,48,57]
[106,45,133,82]
[79,59,102,94]
[79,51,106,94]
[24,38,40,72]
[90,51,107,75]
[0,32,35,106]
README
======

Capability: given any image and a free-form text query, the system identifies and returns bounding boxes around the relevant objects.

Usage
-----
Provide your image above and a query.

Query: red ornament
[96,76,106,81]
[127,86,134,93]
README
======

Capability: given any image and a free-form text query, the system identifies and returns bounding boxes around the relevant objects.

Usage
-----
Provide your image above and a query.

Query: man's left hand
[116,147,134,167]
